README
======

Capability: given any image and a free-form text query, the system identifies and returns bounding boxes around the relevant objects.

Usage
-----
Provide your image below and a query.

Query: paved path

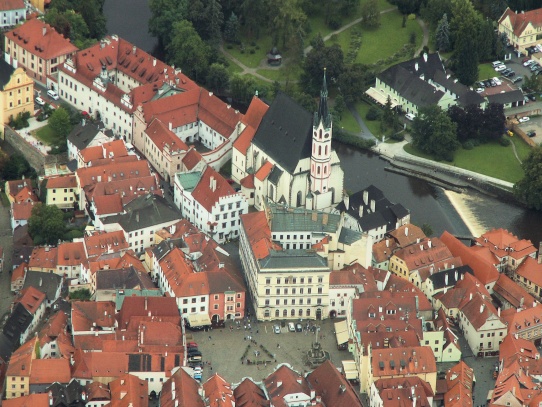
[415,17,429,56]
[346,102,378,140]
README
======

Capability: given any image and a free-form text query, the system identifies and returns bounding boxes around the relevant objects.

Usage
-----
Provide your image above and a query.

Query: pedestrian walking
[208,335,211,341]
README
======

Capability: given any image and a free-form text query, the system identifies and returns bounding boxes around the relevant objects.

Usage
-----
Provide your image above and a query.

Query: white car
[47,89,59,100]
[524,60,534,66]
[288,322,295,332]
[519,117,530,123]
[35,96,45,106]
[492,77,502,86]
[494,65,507,72]
[273,325,281,334]
[405,113,416,121]
[476,88,484,93]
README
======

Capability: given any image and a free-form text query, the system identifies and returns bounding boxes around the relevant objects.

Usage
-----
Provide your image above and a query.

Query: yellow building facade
[0,61,33,125]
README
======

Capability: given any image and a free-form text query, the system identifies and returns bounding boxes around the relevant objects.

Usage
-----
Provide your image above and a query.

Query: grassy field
[333,11,423,66]
[35,125,57,145]
[404,137,531,182]
[339,110,360,133]
[479,63,497,81]
[354,101,382,137]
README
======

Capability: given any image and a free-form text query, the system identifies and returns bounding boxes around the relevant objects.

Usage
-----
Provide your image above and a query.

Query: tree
[203,0,223,49]
[421,0,453,27]
[338,63,374,104]
[411,105,459,161]
[480,103,505,142]
[360,0,380,28]
[78,0,106,39]
[435,14,450,52]
[167,20,211,82]
[206,63,230,94]
[49,107,72,140]
[28,204,66,245]
[333,94,347,121]
[421,223,433,237]
[392,0,422,15]
[230,74,257,105]
[1,154,34,181]
[148,0,187,46]
[224,12,240,43]
[453,32,479,85]
[515,147,542,210]
[301,42,344,95]
[239,0,267,38]
[268,0,307,50]
[524,74,542,93]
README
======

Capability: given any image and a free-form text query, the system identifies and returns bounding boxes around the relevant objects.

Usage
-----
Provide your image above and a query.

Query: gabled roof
[71,301,116,332]
[515,256,542,287]
[307,360,363,407]
[6,336,36,377]
[191,166,239,212]
[118,296,179,329]
[30,358,71,384]
[11,201,35,221]
[46,175,77,189]
[494,273,536,309]
[15,286,46,314]
[145,118,188,154]
[2,394,50,407]
[203,374,234,407]
[445,361,473,407]
[502,304,542,336]
[371,346,436,378]
[181,147,204,171]
[475,228,536,260]
[160,368,205,407]
[329,263,378,293]
[57,241,87,266]
[84,230,128,258]
[263,364,311,402]
[95,266,155,291]
[388,224,426,247]
[373,377,433,407]
[67,121,113,151]
[499,7,542,37]
[233,378,269,407]
[5,19,77,60]
[0,0,24,11]
[109,373,148,407]
[240,211,281,261]
[252,92,313,174]
[459,292,502,330]
[234,97,269,155]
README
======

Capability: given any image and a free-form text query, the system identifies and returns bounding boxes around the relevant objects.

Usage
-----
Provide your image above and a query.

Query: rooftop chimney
[42,27,46,36]
[153,58,157,67]
[405,226,409,237]
[343,195,349,210]
[132,45,136,55]
[363,190,369,205]
[370,199,375,213]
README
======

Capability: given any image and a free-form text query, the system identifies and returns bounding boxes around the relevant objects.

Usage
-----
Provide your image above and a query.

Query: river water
[103,1,542,246]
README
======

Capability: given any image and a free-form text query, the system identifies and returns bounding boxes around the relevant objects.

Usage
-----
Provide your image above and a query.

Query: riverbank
[443,190,486,238]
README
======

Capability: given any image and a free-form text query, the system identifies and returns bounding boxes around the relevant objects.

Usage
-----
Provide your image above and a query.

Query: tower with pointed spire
[310,69,333,198]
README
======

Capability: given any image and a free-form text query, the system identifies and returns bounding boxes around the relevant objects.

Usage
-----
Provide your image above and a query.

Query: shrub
[250,41,256,46]
[366,106,381,121]
[390,133,404,141]
[463,140,474,150]
[328,14,342,29]
[408,13,416,20]
[64,229,84,241]
[250,49,255,54]
[500,137,511,146]
[226,44,233,49]
[334,129,376,150]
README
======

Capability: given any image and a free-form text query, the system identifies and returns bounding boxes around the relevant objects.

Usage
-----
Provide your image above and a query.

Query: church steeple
[316,68,331,129]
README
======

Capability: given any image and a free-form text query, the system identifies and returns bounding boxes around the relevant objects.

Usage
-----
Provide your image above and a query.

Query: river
[102,0,542,246]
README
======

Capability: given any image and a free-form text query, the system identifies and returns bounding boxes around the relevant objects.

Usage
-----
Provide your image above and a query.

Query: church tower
[310,69,333,195]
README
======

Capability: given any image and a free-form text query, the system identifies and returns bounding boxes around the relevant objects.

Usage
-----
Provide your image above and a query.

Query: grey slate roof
[268,166,283,185]
[0,59,15,89]
[47,380,86,407]
[269,203,341,234]
[0,333,14,362]
[103,194,181,233]
[95,266,155,290]
[339,228,362,245]
[487,89,525,105]
[427,265,473,290]
[67,121,113,151]
[259,249,329,270]
[3,303,32,345]
[23,270,62,302]
[252,92,313,174]
[335,185,409,233]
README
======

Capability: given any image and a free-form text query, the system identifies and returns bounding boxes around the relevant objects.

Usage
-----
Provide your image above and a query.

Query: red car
[523,57,531,63]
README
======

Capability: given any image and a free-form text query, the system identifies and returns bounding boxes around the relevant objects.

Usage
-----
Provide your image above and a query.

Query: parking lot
[518,115,542,143]
[187,318,354,384]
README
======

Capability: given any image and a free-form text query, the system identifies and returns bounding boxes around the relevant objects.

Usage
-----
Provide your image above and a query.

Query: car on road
[288,322,295,332]
[524,59,534,66]
[519,117,530,123]
[405,113,416,121]
[35,96,45,106]
[295,323,303,332]
[494,64,507,72]
[47,89,59,100]
[193,366,202,380]
[187,342,198,349]
[273,325,281,334]
[513,76,523,83]
[527,130,536,137]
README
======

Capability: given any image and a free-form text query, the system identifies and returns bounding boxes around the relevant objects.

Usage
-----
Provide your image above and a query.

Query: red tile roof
[182,147,204,171]
[93,194,124,216]
[459,292,502,330]
[15,286,45,314]
[46,175,77,189]
[71,301,117,332]
[233,97,269,156]
[84,230,128,258]
[240,174,255,189]
[11,201,35,221]
[240,211,281,260]
[475,228,536,261]
[371,346,437,378]
[203,374,234,407]
[499,8,542,38]
[233,378,270,407]
[392,237,456,274]
[109,373,148,407]
[191,166,238,212]
[77,160,152,189]
[79,140,129,164]
[86,175,162,206]
[494,274,536,308]
[388,224,426,247]
[11,261,26,285]
[516,256,542,287]
[263,364,311,402]
[3,394,50,407]
[160,368,205,407]
[440,231,499,285]
[374,377,433,407]
[445,361,473,407]
[502,304,542,336]
[146,118,188,153]
[307,360,363,407]
[86,381,111,402]
[118,296,179,329]
[329,263,378,292]
[28,247,58,270]
[57,241,87,266]
[255,161,274,181]
[0,0,24,10]
[372,238,398,264]
[6,19,77,60]
[29,358,71,384]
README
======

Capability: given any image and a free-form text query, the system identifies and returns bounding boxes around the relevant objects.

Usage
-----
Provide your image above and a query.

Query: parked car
[523,57,531,63]
[513,76,523,83]
[527,130,536,137]
[273,325,281,334]
[524,59,535,66]
[484,80,492,88]
[494,64,507,72]
[295,323,303,332]
[492,60,503,67]
[47,89,59,100]
[35,96,45,106]
[187,342,198,349]
[507,71,516,77]
[288,322,296,332]
[492,77,502,86]
[188,349,202,357]
[405,113,416,121]
[519,117,530,123]
[476,88,484,93]
[476,81,485,88]
[531,64,541,72]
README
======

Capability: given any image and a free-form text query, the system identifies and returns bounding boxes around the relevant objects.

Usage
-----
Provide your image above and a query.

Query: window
[265,278,271,284]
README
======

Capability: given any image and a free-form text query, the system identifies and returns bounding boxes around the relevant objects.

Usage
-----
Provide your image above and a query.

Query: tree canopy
[411,105,459,161]
[28,204,66,245]
[515,147,542,210]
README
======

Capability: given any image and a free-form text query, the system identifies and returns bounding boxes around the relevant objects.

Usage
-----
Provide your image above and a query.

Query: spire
[316,68,331,128]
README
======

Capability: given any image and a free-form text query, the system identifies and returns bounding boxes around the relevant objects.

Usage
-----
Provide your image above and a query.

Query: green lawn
[256,64,302,82]
[224,36,274,69]
[35,125,57,145]
[333,11,423,66]
[225,61,243,75]
[339,110,360,133]
[479,63,496,81]
[404,138,531,183]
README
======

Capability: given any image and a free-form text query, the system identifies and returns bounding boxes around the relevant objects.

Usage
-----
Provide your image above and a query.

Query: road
[0,201,15,327]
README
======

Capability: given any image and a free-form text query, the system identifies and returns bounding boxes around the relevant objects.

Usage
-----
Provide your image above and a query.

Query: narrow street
[0,202,15,327]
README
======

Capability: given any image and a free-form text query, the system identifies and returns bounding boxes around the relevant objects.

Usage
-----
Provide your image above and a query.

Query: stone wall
[3,125,45,173]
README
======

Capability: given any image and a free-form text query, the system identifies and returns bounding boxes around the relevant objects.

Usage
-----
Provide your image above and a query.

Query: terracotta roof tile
[29,358,71,384]
[371,346,436,378]
[233,378,269,407]
[203,374,234,407]
[499,8,542,39]
[3,394,50,407]
[240,212,281,260]
[84,230,128,258]
[46,175,77,189]
[388,224,426,247]
[160,368,205,407]
[515,256,542,287]
[240,174,255,189]
[71,301,116,333]
[459,292,502,330]
[329,263,378,292]
[494,274,535,308]
[374,377,433,407]
[57,241,87,266]
[182,147,204,171]
[93,194,124,216]
[475,228,536,261]
[28,246,58,270]
[6,337,36,377]
[109,373,148,407]
[118,296,179,329]
[255,161,274,181]
[191,166,238,212]
[307,360,363,407]
[6,19,77,60]
[11,201,35,221]
[146,118,188,153]
[15,286,45,314]
[0,0,24,11]
[263,364,310,402]
[502,304,542,336]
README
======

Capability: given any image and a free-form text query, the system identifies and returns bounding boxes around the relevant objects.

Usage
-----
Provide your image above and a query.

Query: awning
[334,320,349,345]
[186,313,211,327]
[342,360,358,380]
[365,87,399,108]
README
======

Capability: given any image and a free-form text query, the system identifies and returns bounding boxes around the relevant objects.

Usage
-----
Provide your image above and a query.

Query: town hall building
[232,72,344,211]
